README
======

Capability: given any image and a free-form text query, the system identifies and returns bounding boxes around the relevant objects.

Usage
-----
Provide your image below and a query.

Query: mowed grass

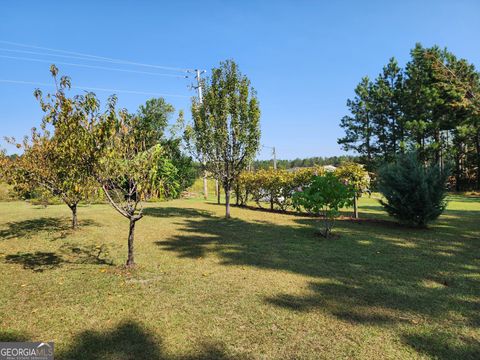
[0,194,479,359]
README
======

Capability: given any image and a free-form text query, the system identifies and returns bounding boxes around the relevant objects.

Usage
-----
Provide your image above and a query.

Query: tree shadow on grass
[58,321,246,360]
[0,217,99,240]
[143,207,214,219]
[5,252,63,272]
[0,330,30,342]
[156,209,480,330]
[402,331,480,360]
[4,244,114,272]
[269,216,480,321]
[358,205,480,236]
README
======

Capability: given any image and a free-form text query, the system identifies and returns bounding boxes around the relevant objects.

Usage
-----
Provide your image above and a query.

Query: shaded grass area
[0,195,479,359]
[57,321,237,360]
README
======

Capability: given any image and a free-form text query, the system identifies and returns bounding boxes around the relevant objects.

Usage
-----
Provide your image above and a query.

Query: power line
[0,54,188,78]
[0,47,181,70]
[0,79,190,98]
[0,40,192,72]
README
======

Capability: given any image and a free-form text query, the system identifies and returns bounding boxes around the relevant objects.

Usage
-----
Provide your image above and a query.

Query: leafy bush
[237,167,324,210]
[293,172,354,237]
[0,182,17,201]
[377,152,449,227]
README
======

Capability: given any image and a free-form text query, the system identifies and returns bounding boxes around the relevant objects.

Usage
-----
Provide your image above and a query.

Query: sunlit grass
[0,193,479,359]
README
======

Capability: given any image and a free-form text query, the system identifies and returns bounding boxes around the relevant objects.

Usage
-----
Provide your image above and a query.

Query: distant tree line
[338,43,480,191]
[252,155,360,170]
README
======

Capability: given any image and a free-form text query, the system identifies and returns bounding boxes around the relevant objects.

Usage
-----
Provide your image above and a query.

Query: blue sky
[1,0,479,159]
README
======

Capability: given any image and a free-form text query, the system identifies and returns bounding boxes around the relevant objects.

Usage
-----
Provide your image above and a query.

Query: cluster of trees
[236,167,324,210]
[339,43,480,190]
[291,154,448,235]
[252,155,360,170]
[0,65,196,266]
[1,60,261,263]
[238,157,449,234]
[0,55,456,259]
[236,163,370,218]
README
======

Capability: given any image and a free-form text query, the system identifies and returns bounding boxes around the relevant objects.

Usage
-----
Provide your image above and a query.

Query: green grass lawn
[0,194,479,359]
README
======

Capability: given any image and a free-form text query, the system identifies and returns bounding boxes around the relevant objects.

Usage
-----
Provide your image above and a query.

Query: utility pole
[272,146,277,170]
[195,69,205,102]
[261,144,278,210]
[190,69,208,200]
[262,145,277,170]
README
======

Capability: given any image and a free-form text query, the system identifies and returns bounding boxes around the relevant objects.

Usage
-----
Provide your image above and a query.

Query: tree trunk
[203,169,208,200]
[476,129,480,190]
[225,188,231,219]
[70,203,78,229]
[434,129,441,164]
[235,183,240,206]
[216,179,221,204]
[126,218,136,267]
[353,195,359,219]
[455,154,461,192]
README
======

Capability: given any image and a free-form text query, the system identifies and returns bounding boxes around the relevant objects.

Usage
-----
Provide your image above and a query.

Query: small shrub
[335,162,370,218]
[293,172,354,237]
[377,152,449,227]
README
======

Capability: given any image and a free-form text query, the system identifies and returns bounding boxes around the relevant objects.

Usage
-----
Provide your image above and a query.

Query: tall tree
[371,58,405,161]
[338,77,377,170]
[403,44,449,162]
[188,60,261,218]
[430,50,480,189]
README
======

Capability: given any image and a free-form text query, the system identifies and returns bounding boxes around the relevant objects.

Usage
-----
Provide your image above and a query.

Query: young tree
[293,172,354,238]
[2,66,112,229]
[96,110,179,266]
[335,162,370,218]
[377,152,449,227]
[188,60,261,218]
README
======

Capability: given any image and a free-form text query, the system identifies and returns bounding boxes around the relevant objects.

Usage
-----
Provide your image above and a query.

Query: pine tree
[338,77,378,170]
[377,152,449,227]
